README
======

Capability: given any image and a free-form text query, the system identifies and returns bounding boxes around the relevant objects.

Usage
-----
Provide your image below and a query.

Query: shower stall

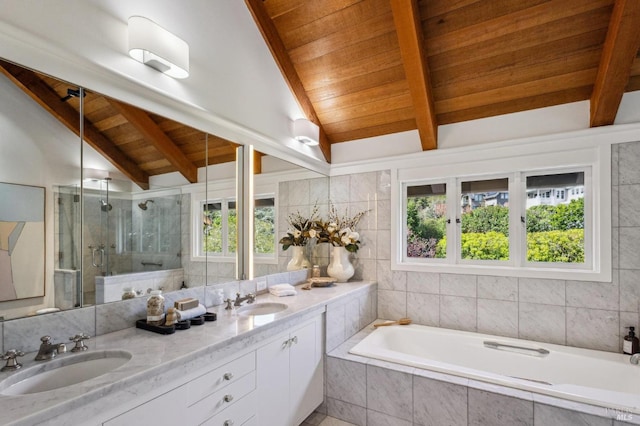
[57,178,183,305]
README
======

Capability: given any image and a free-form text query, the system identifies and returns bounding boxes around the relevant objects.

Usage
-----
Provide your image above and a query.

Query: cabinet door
[289,319,323,426]
[256,332,291,426]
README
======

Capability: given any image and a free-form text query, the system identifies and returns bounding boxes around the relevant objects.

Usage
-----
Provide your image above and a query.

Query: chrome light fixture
[292,118,319,146]
[128,16,189,79]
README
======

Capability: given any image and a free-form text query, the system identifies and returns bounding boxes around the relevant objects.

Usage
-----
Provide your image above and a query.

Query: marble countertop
[0,281,374,426]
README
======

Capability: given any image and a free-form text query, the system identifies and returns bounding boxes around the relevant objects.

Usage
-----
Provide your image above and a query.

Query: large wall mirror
[253,156,329,279]
[0,59,238,321]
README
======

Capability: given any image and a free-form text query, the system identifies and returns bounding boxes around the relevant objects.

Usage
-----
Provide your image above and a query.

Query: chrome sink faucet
[35,336,67,361]
[233,292,256,307]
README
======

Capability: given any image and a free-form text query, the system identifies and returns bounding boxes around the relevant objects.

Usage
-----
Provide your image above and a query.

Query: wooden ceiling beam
[109,100,198,183]
[590,0,640,127]
[245,0,331,163]
[0,60,150,189]
[390,0,438,151]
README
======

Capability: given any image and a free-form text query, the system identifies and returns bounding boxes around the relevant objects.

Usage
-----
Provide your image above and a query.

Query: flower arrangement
[279,205,321,250]
[317,203,369,253]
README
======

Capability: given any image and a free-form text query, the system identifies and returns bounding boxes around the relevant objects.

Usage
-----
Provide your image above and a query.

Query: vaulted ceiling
[247,0,640,163]
[2,1,639,182]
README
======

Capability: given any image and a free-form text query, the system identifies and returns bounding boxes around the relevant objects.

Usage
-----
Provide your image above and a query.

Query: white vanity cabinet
[256,315,323,426]
[103,351,257,426]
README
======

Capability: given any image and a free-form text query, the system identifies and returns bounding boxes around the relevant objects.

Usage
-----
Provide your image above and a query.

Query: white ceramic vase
[327,246,355,283]
[287,246,311,271]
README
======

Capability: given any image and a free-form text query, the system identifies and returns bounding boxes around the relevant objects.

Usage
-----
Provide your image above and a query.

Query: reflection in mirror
[253,155,329,279]
[0,58,238,321]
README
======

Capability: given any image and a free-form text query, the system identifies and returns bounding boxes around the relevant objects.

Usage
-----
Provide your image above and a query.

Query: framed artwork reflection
[0,182,45,301]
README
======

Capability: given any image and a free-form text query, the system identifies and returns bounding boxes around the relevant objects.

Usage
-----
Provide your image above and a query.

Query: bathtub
[349,324,640,414]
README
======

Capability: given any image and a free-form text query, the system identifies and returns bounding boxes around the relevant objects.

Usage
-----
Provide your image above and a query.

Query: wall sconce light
[292,118,319,146]
[128,16,189,79]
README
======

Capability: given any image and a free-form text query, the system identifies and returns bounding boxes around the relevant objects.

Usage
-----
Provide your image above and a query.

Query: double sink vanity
[0,281,376,426]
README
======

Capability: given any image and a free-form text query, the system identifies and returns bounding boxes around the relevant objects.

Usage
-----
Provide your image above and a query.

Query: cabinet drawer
[189,351,255,406]
[192,370,255,424]
[200,390,256,426]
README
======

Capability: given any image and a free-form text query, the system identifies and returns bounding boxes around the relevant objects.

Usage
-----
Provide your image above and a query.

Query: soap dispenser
[623,326,639,355]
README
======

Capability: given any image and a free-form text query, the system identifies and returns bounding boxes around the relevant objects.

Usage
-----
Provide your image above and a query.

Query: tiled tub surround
[326,326,639,426]
[329,141,640,354]
[0,281,375,425]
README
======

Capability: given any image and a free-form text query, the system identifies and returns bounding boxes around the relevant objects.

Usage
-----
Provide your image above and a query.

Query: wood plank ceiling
[0,60,239,190]
[248,0,640,158]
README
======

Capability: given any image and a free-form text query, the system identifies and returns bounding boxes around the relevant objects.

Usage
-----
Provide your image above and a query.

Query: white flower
[339,227,351,236]
[341,235,351,245]
[308,229,317,238]
[293,229,302,238]
[327,222,337,233]
[348,231,359,241]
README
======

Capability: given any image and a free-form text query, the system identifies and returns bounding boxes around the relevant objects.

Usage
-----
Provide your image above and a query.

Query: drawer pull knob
[223,372,234,381]
[223,421,234,426]
[223,394,234,403]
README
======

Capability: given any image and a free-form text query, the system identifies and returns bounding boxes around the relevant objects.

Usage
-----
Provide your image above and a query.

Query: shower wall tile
[377,170,391,201]
[477,299,518,338]
[519,278,566,306]
[4,306,95,354]
[330,175,350,204]
[349,171,377,203]
[376,199,391,230]
[566,307,619,352]
[612,185,619,228]
[477,276,518,301]
[619,184,640,227]
[375,230,390,260]
[413,375,468,426]
[519,303,566,345]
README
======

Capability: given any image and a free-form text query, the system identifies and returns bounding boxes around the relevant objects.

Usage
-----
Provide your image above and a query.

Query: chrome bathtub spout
[630,353,640,365]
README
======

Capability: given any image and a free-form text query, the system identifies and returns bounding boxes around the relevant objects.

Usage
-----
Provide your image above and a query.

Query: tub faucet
[631,353,640,365]
[233,292,256,307]
[35,336,66,361]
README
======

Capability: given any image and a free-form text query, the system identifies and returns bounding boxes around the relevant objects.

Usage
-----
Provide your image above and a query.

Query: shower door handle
[89,244,105,268]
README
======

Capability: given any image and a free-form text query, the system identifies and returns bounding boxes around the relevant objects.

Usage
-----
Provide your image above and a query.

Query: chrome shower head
[100,199,112,212]
[138,199,154,210]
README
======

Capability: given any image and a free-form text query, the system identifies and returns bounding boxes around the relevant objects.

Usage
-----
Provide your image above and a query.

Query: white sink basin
[237,302,288,316]
[0,350,132,395]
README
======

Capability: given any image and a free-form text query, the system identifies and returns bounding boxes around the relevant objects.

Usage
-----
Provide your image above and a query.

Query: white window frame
[191,187,236,263]
[392,138,611,282]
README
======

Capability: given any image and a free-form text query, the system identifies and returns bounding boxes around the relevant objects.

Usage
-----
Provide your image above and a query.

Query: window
[525,171,585,264]
[254,197,275,256]
[400,167,594,275]
[201,199,235,257]
[405,183,447,259]
[459,178,509,261]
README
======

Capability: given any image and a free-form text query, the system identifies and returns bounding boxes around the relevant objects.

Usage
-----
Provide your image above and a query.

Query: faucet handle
[224,298,234,310]
[1,349,25,372]
[69,333,90,352]
[247,293,256,304]
[40,335,52,344]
